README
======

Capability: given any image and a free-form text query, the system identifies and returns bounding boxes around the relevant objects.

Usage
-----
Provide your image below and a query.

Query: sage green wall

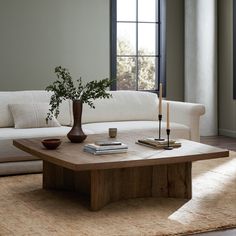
[218,0,236,137]
[166,0,184,101]
[0,0,110,91]
[0,0,184,102]
[0,0,184,100]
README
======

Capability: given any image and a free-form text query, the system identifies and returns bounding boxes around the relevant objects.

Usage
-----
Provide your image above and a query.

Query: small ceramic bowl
[41,138,61,150]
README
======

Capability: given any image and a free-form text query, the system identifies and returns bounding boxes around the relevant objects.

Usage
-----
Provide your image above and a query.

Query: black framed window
[110,0,166,95]
[234,0,236,99]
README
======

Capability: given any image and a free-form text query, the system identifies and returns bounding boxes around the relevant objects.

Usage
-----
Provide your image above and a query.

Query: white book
[83,147,128,155]
[85,143,128,151]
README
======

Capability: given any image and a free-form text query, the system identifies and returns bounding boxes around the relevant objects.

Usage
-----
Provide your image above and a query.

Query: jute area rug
[0,152,236,236]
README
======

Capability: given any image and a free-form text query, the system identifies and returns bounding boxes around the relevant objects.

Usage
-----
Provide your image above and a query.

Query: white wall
[185,0,218,136]
[0,0,110,90]
[218,0,236,137]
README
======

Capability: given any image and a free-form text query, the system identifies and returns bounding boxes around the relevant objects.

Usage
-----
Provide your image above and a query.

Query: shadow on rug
[0,152,235,236]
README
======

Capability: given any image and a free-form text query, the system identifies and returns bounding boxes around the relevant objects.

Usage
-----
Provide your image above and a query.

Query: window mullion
[112,0,165,93]
[110,0,117,91]
[155,0,160,90]
[136,0,139,91]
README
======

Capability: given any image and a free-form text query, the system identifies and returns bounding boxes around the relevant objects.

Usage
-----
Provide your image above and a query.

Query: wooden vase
[67,100,87,143]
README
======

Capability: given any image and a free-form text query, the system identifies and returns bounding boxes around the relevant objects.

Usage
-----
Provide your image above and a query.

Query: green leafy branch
[46,66,112,122]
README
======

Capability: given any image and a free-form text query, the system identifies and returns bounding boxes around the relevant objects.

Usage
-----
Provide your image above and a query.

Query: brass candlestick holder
[164,129,173,150]
[155,114,165,141]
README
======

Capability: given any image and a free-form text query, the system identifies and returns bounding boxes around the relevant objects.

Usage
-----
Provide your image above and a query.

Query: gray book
[83,147,128,155]
[84,143,128,151]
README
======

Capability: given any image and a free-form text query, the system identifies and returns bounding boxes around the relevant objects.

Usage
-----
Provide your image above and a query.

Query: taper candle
[159,83,162,115]
[167,102,170,129]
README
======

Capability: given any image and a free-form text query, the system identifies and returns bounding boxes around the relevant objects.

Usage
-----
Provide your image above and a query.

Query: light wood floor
[192,135,236,236]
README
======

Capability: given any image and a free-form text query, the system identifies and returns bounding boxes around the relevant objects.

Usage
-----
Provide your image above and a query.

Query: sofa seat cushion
[0,160,42,176]
[0,127,72,140]
[83,121,190,140]
[0,126,93,163]
[0,121,189,163]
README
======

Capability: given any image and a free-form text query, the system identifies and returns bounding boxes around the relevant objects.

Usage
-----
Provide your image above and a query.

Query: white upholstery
[83,121,190,140]
[162,100,205,142]
[0,121,190,164]
[9,103,61,128]
[82,91,158,124]
[0,127,72,140]
[0,160,42,176]
[0,126,93,163]
[0,91,71,127]
[0,90,205,176]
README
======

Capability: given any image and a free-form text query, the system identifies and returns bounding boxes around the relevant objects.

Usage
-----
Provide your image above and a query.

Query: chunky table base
[43,161,192,211]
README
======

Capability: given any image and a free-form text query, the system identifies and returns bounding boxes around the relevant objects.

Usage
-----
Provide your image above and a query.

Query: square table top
[13,132,229,171]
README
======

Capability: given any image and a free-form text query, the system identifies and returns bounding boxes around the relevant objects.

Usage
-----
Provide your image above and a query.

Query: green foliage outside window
[117,39,155,90]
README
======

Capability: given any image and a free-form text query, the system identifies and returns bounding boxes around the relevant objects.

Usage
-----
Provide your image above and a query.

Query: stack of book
[136,138,181,149]
[83,141,128,155]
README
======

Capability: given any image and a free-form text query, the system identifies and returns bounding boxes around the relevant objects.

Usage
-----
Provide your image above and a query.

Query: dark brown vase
[67,100,87,143]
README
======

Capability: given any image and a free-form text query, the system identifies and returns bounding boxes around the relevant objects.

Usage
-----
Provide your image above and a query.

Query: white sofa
[0,90,205,176]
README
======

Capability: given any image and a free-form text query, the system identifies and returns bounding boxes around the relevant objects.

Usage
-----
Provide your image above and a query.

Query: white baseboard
[219,129,236,138]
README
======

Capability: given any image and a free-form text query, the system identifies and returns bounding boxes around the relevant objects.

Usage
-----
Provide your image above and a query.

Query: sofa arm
[162,100,205,142]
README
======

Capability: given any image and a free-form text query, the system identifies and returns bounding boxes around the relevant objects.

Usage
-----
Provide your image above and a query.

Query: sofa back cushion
[0,91,71,127]
[82,90,158,124]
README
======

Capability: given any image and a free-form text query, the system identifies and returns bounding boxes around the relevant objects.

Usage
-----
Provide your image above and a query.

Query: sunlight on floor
[168,157,236,224]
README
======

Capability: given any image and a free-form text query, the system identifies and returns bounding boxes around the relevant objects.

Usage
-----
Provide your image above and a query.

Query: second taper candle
[167,102,170,129]
[159,83,162,115]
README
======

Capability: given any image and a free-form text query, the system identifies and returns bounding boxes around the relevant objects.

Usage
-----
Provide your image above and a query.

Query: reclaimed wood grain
[13,132,229,210]
[152,163,191,198]
[13,132,229,171]
[43,162,192,211]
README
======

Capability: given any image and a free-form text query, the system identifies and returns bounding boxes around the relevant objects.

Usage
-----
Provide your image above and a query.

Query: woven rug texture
[0,152,235,236]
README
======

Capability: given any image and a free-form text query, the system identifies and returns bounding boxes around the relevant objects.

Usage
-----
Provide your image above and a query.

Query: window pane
[138,23,156,55]
[138,56,156,90]
[117,23,136,55]
[117,57,136,90]
[138,0,157,22]
[117,0,136,21]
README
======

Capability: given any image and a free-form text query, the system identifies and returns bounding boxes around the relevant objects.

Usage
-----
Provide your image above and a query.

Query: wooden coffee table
[13,132,229,211]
